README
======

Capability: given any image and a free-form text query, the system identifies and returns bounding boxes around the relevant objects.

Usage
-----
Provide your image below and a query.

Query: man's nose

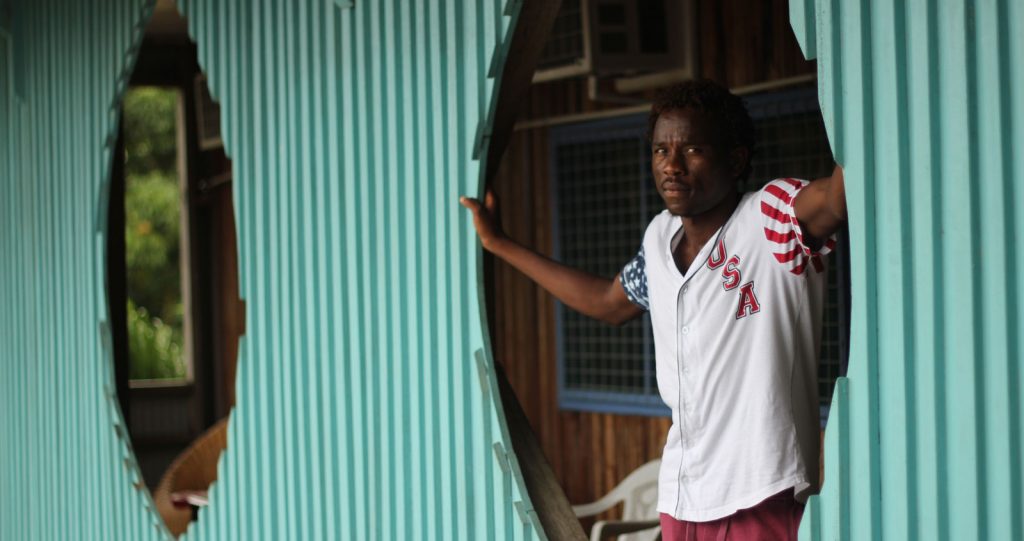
[663,151,685,176]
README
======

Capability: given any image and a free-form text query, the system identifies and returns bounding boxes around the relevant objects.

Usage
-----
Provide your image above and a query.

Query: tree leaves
[123,86,185,380]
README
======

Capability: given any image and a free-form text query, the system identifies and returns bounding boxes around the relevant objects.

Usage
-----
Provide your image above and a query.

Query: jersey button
[681,326,689,334]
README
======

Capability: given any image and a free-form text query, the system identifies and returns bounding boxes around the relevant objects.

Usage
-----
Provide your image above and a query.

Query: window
[123,86,193,385]
[551,115,666,416]
[743,87,851,424]
[551,85,850,423]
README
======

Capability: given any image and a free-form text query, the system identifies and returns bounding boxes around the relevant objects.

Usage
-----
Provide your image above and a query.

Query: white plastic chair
[572,460,662,541]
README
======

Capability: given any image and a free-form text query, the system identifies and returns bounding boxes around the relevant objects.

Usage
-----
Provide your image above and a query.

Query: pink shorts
[659,489,804,541]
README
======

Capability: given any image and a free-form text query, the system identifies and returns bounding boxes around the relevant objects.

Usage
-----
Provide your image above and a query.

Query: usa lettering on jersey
[706,238,760,319]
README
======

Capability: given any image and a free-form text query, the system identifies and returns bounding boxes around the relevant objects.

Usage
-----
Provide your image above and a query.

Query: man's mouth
[662,181,691,197]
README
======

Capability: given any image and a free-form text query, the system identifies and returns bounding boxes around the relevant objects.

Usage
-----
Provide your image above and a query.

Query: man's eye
[685,147,702,154]
[654,148,667,155]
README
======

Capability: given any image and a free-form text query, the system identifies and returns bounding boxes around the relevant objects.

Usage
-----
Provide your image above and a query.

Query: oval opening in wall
[105,0,243,537]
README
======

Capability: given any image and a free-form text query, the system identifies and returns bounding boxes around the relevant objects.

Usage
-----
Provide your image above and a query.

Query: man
[460,80,846,540]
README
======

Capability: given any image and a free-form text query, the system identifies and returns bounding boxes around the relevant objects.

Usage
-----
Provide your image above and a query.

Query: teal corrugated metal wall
[0,1,545,539]
[791,0,1023,539]
[1,1,166,539]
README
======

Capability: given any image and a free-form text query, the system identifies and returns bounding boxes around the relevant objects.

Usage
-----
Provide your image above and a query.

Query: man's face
[651,108,745,217]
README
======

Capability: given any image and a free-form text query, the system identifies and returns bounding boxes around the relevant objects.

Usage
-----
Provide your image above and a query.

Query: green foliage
[123,87,179,178]
[123,86,186,380]
[125,170,182,324]
[127,299,186,380]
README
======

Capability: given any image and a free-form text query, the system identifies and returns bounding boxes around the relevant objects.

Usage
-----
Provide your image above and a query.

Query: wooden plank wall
[489,0,816,521]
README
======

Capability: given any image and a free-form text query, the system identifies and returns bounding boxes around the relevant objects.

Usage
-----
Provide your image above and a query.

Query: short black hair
[647,79,756,180]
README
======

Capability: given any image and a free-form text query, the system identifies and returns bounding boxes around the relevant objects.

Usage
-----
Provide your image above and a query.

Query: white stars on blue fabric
[620,247,649,311]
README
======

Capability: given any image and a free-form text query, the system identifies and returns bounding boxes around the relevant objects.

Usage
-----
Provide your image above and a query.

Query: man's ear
[730,146,751,180]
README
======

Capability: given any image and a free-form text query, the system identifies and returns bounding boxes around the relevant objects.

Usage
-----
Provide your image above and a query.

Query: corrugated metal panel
[791,1,1023,539]
[1,1,167,539]
[0,1,545,539]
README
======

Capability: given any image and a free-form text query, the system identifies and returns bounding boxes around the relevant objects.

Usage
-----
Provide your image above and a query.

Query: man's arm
[460,190,644,326]
[793,164,847,241]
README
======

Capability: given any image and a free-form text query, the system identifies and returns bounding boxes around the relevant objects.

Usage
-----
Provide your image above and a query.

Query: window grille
[550,116,666,415]
[550,85,849,422]
[742,87,850,423]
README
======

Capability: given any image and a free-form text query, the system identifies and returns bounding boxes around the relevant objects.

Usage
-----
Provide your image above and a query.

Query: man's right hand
[459,190,505,252]
[457,189,643,326]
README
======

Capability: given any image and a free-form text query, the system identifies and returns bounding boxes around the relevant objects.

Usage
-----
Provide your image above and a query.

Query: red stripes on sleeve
[760,178,834,276]
[760,202,793,225]
[763,227,797,244]
[773,246,804,264]
[763,183,794,205]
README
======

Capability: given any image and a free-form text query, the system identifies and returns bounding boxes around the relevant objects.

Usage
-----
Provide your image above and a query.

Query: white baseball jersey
[619,178,835,522]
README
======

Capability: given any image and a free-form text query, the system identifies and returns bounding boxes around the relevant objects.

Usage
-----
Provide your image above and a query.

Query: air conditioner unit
[534,0,697,83]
